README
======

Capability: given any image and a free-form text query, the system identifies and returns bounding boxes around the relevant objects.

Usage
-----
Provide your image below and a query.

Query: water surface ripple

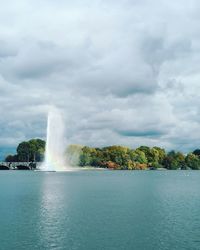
[0,171,199,250]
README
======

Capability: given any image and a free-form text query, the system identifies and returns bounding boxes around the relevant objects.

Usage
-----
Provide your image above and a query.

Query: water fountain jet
[40,107,68,171]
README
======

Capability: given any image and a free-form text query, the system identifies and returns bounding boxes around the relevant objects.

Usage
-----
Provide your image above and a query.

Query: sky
[0,0,200,157]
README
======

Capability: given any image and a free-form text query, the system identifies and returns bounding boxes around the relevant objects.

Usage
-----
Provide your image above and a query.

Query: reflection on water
[38,173,70,249]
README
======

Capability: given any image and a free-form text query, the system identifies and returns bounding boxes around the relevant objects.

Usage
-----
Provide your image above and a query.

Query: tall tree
[17,142,31,162]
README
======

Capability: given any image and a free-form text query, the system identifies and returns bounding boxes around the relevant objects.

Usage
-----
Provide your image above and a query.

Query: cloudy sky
[0,0,200,157]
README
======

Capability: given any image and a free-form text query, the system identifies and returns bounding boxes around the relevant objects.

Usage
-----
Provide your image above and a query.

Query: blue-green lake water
[0,171,200,250]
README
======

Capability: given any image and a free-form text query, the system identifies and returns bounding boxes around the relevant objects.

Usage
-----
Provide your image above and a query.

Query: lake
[0,171,200,250]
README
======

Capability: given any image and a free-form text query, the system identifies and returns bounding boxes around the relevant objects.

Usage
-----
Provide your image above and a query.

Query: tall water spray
[41,107,67,171]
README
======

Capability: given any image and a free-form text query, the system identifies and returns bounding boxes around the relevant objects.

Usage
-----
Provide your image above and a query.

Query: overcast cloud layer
[1,0,200,155]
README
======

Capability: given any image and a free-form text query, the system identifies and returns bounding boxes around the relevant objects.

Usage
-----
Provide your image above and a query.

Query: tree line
[66,145,200,170]
[5,139,200,170]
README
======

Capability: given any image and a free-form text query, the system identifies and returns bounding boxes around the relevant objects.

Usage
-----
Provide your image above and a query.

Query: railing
[0,162,40,170]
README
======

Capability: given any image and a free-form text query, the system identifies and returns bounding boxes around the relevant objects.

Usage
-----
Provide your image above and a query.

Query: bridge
[0,162,39,170]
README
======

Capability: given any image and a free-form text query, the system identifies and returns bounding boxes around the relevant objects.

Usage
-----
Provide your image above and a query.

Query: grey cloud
[116,129,166,138]
[1,42,92,79]
[0,40,17,58]
[141,36,192,74]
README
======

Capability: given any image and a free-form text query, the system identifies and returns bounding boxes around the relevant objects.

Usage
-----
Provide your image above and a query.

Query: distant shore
[4,139,200,170]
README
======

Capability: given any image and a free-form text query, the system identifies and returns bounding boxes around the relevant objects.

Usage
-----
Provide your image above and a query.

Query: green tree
[129,149,147,164]
[192,149,200,157]
[163,151,185,170]
[137,146,159,164]
[16,139,45,162]
[102,146,131,169]
[28,139,45,161]
[5,154,18,162]
[185,153,200,170]
[153,147,166,164]
[79,146,97,166]
[17,141,31,162]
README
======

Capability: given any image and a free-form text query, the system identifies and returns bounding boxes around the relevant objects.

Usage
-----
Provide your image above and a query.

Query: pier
[0,162,39,170]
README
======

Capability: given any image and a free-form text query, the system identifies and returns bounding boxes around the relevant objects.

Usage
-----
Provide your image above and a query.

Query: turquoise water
[0,171,200,250]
